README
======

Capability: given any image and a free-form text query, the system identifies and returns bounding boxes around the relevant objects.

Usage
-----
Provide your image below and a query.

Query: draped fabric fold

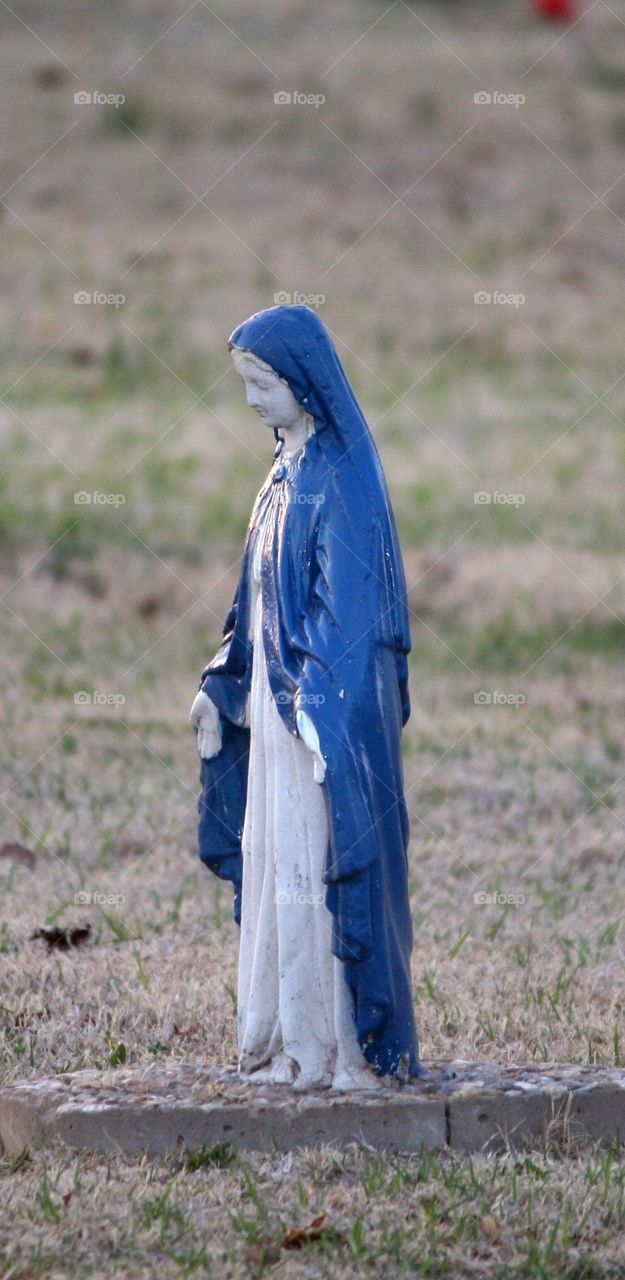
[197,304,422,1078]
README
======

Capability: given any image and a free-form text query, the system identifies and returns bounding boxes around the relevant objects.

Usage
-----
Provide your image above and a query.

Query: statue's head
[230,347,307,435]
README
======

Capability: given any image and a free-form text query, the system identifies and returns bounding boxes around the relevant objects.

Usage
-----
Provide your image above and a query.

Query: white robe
[236,478,371,1089]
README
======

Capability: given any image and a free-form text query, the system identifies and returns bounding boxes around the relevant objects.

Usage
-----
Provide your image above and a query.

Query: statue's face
[232,350,302,432]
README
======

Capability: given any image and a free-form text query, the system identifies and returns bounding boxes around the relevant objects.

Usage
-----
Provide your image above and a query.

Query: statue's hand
[189,690,222,759]
[296,709,326,783]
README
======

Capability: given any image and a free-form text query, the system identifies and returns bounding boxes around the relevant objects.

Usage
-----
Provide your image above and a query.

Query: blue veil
[227,304,411,665]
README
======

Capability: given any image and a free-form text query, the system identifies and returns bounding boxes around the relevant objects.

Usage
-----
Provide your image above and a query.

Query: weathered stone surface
[447,1088,565,1153]
[51,1094,446,1158]
[1,1059,624,1159]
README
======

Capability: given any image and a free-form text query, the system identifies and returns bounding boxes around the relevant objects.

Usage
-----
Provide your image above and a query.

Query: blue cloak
[197,304,423,1079]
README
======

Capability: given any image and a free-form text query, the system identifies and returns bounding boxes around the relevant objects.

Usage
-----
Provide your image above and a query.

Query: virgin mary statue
[190,304,424,1092]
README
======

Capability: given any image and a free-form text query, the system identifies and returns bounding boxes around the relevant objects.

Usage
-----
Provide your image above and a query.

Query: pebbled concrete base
[1,1058,625,1159]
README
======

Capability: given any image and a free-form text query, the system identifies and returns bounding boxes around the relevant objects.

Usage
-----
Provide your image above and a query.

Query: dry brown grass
[2,0,625,1275]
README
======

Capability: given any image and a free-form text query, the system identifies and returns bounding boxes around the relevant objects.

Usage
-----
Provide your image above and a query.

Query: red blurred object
[529,0,579,19]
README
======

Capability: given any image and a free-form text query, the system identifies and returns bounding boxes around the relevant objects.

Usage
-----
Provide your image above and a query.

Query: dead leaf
[0,842,36,869]
[173,1024,199,1039]
[31,925,91,950]
[283,1214,336,1249]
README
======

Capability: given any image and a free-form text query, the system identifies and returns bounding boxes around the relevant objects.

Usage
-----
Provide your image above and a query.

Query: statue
[190,305,424,1092]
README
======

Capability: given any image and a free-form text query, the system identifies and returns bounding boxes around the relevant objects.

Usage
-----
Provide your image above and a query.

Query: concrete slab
[1,1059,624,1159]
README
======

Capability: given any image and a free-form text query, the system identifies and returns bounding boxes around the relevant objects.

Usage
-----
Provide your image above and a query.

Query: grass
[2,0,625,1273]
[2,1143,625,1278]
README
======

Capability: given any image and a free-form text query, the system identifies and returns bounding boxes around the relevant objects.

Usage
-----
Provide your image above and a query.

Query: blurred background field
[1,1,625,1274]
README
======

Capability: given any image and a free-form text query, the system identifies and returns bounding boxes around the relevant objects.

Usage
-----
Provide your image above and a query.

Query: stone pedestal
[1,1059,624,1158]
